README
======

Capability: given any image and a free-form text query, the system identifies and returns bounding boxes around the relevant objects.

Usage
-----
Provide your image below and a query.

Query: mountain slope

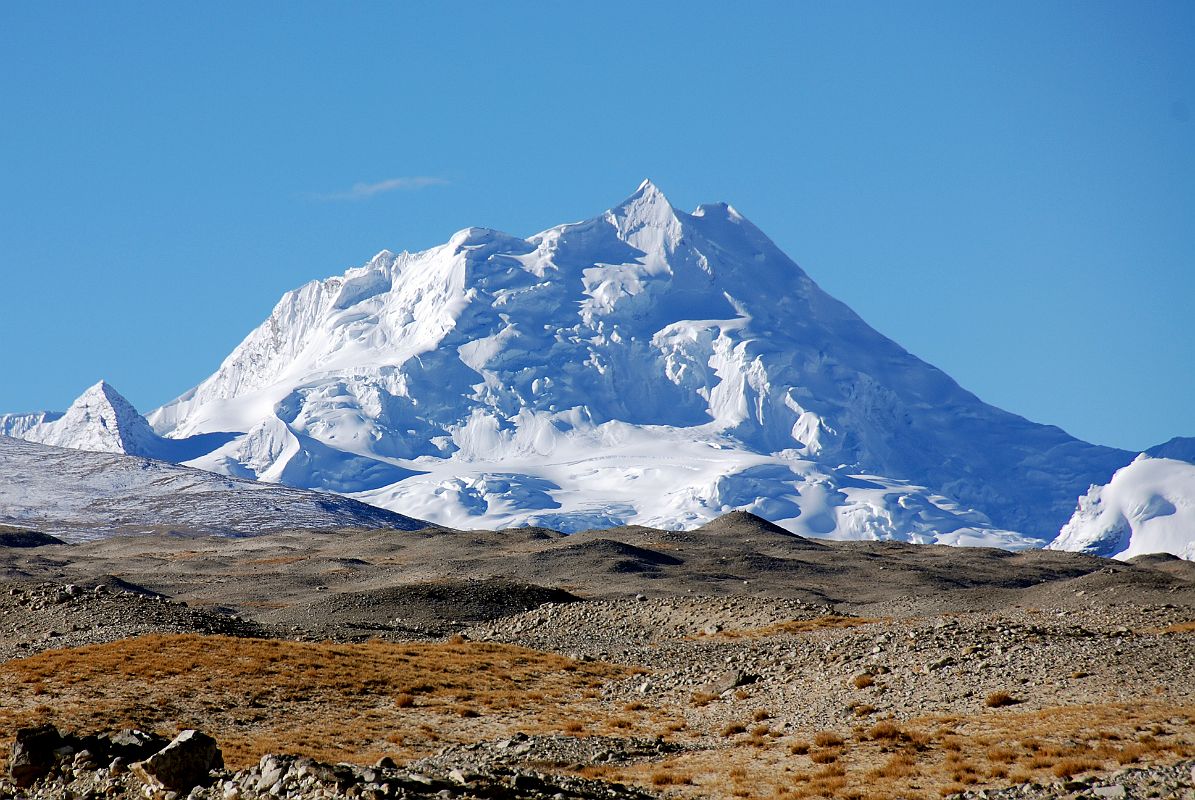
[0,436,427,541]
[1049,455,1195,561]
[133,181,1133,544]
[1145,437,1195,464]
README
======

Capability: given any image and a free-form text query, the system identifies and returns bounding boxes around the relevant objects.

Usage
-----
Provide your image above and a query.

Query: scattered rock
[130,730,223,793]
[9,724,63,787]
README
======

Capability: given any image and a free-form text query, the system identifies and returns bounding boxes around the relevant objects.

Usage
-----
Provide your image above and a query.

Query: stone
[105,730,171,763]
[706,668,758,694]
[1092,786,1126,799]
[130,730,223,792]
[9,724,63,788]
[257,755,286,792]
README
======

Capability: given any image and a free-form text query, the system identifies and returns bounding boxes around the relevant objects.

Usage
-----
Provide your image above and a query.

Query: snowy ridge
[124,181,1138,546]
[0,410,63,439]
[0,436,426,541]
[1050,455,1195,561]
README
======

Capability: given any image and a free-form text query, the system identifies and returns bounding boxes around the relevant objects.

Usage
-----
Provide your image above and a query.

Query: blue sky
[1,1,1191,452]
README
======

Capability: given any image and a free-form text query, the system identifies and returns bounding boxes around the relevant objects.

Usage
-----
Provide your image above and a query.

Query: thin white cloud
[314,176,448,201]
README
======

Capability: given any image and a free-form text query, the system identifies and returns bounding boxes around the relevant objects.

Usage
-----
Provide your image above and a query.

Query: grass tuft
[985,691,1020,708]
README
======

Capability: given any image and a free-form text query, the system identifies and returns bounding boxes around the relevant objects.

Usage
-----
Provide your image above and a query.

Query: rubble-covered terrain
[2,513,1192,799]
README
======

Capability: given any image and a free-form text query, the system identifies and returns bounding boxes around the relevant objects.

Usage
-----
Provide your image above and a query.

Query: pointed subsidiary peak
[636,177,661,194]
[609,179,680,235]
[619,178,670,207]
[79,379,133,408]
[35,380,163,457]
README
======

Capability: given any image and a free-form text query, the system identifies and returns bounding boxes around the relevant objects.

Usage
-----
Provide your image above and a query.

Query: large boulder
[94,729,172,762]
[9,724,64,787]
[130,729,223,792]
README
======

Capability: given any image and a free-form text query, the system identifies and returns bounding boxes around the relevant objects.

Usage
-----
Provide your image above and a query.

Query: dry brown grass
[650,769,692,786]
[721,722,748,737]
[851,673,875,690]
[984,691,1019,708]
[1052,757,1100,778]
[809,748,841,764]
[868,751,917,780]
[4,632,1192,800]
[617,701,1194,800]
[813,731,845,748]
[866,720,905,741]
[0,634,635,769]
[985,744,1017,763]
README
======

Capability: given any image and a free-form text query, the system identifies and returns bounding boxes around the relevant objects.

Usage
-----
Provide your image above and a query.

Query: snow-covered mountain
[1049,455,1195,561]
[8,380,164,456]
[2,380,236,463]
[106,180,1136,546]
[0,436,426,541]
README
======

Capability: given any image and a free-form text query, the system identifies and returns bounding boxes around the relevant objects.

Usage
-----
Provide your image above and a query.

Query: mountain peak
[31,380,162,457]
[607,180,684,247]
[611,179,675,219]
[79,379,130,407]
[142,182,1138,551]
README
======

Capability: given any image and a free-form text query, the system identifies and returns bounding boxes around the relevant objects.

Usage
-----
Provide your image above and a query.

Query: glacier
[8,180,1183,554]
[1049,455,1195,561]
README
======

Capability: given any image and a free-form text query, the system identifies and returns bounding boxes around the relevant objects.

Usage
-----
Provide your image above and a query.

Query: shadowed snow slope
[1050,455,1195,561]
[0,436,427,541]
[8,183,1153,549]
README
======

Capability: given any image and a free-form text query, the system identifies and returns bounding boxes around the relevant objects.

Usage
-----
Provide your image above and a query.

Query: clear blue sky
[1,2,1191,452]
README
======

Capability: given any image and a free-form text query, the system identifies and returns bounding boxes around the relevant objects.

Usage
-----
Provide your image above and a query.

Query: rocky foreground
[3,723,1193,800]
[1,514,1193,799]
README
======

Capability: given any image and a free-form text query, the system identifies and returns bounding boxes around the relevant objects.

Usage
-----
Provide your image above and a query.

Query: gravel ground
[2,512,1192,799]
